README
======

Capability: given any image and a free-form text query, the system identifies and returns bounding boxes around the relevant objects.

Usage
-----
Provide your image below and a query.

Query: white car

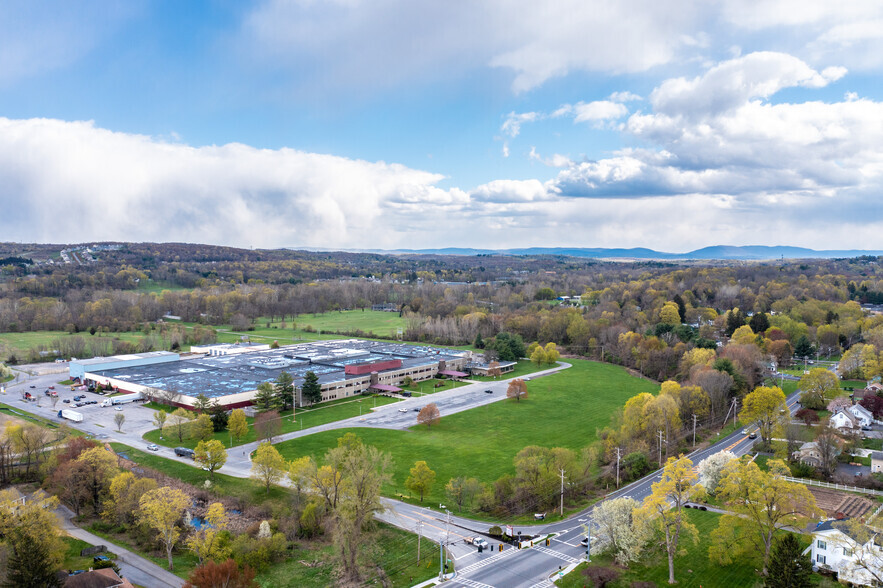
[114,406,123,411]
[398,408,408,413]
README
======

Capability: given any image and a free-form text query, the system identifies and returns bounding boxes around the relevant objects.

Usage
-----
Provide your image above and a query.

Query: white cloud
[609,91,642,103]
[0,117,457,249]
[501,111,541,138]
[242,0,704,94]
[650,52,845,119]
[572,101,629,123]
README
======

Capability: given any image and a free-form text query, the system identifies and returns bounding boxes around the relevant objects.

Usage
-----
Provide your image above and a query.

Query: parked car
[862,425,872,431]
[398,408,408,413]
[484,389,493,394]
[174,447,195,459]
[93,555,109,563]
[413,407,420,412]
[114,406,123,411]
[146,444,159,451]
[62,399,70,403]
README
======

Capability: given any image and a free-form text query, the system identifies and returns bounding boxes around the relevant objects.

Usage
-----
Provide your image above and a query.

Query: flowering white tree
[696,450,736,494]
[593,497,649,564]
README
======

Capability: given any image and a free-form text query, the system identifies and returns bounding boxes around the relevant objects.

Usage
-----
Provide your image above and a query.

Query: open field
[61,536,112,574]
[0,330,147,354]
[275,359,659,512]
[143,393,404,449]
[554,509,808,588]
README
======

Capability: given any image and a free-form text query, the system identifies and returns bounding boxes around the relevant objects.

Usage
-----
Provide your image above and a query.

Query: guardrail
[782,475,883,497]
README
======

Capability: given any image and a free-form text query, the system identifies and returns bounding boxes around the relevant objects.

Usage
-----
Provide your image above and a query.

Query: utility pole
[439,535,444,581]
[657,430,664,466]
[732,397,738,428]
[559,468,565,516]
[417,521,423,565]
[692,414,698,447]
[615,447,621,488]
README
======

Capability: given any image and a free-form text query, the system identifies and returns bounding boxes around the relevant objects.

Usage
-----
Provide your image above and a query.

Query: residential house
[793,441,841,467]
[849,404,875,428]
[811,519,883,586]
[64,568,134,588]
[831,409,860,432]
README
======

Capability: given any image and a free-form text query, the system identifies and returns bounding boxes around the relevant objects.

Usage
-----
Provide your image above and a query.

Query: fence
[782,476,883,497]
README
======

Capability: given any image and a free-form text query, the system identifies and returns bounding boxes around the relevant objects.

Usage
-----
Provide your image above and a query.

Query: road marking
[527,579,554,588]
[532,545,581,564]
[455,548,517,576]
[452,579,495,588]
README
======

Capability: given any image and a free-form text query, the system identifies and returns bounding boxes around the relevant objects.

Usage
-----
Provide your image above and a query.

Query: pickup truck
[464,537,489,549]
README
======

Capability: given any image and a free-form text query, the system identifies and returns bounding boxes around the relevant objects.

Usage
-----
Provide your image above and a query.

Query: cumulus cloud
[0,117,458,249]
[514,52,883,206]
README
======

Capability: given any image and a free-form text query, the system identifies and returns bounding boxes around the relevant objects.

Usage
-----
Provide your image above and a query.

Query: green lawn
[275,359,658,515]
[400,378,469,396]
[254,522,441,588]
[143,394,404,450]
[468,359,553,382]
[110,443,289,504]
[61,536,113,573]
[0,330,148,353]
[86,522,200,580]
[554,509,792,588]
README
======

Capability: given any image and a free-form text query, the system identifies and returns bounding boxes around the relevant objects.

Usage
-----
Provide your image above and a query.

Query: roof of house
[871,451,883,461]
[64,568,133,588]
[851,404,874,419]
[832,409,859,426]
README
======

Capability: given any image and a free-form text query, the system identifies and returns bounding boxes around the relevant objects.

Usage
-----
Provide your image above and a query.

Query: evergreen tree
[301,371,322,406]
[473,332,484,349]
[749,312,771,335]
[794,335,814,359]
[3,526,63,588]
[725,309,746,336]
[765,533,812,588]
[253,382,278,412]
[209,401,228,432]
[673,294,687,323]
[273,371,295,411]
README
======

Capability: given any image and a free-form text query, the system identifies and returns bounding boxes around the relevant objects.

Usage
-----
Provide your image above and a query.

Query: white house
[871,452,883,474]
[812,519,883,586]
[831,409,860,432]
[849,404,875,428]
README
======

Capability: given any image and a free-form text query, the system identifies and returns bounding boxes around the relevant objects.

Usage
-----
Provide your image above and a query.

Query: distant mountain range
[293,245,883,261]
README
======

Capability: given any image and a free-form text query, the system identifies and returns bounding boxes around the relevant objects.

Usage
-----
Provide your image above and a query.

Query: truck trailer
[58,409,84,423]
[100,392,142,407]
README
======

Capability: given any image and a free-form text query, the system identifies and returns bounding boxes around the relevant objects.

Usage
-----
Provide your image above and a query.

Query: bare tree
[417,404,440,429]
[114,412,126,432]
[815,424,842,479]
[255,410,282,443]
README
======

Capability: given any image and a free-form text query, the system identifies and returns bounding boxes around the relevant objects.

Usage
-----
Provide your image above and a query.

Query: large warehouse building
[71,339,470,410]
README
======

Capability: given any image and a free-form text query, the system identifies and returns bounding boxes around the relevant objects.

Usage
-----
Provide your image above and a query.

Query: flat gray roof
[89,339,466,399]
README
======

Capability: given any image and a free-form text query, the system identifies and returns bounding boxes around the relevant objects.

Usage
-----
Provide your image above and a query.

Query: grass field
[61,536,113,574]
[143,394,404,449]
[0,330,149,354]
[275,359,659,514]
[554,509,796,588]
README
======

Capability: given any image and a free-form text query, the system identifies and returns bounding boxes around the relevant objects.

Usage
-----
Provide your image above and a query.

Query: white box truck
[58,409,84,423]
[100,392,142,407]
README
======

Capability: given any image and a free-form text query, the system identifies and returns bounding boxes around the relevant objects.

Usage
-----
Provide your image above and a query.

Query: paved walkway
[55,506,184,588]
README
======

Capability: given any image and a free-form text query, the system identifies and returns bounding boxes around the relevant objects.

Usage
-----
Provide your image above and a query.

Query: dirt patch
[808,486,876,519]
[0,410,30,428]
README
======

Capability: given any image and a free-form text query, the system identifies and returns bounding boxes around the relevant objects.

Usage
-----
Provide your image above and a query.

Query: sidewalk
[54,506,184,588]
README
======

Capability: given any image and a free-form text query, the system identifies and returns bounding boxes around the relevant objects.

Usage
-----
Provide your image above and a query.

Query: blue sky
[2,0,883,251]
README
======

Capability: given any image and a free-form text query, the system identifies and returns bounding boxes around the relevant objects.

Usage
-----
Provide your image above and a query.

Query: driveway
[54,505,184,588]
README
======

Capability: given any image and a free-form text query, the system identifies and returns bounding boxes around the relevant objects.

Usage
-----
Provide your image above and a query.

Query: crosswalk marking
[528,580,554,588]
[453,579,495,588]
[532,545,581,564]
[455,547,517,576]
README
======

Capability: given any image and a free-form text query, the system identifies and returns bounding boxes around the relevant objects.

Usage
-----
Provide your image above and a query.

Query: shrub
[488,526,502,537]
[231,532,289,572]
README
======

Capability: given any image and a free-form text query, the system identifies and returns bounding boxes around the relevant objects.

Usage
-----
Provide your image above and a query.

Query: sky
[2,0,883,252]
